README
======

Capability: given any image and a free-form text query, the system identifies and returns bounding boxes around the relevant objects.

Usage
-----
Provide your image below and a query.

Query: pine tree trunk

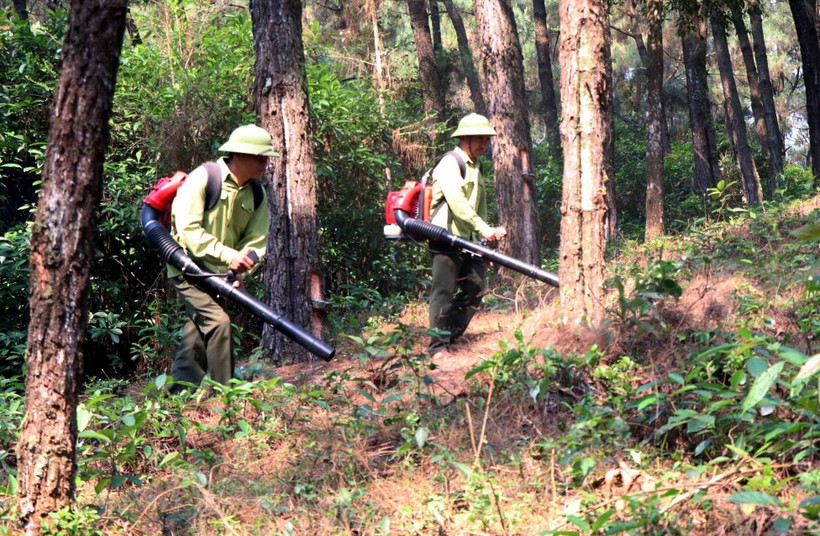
[624,0,670,155]
[731,6,775,190]
[558,0,611,325]
[13,0,28,22]
[711,12,762,205]
[681,9,721,196]
[407,0,445,119]
[813,0,820,59]
[429,0,443,59]
[532,0,562,161]
[442,0,487,116]
[16,1,126,533]
[644,0,665,241]
[604,19,617,239]
[475,0,540,265]
[252,0,325,365]
[749,0,784,184]
[369,0,387,113]
[788,0,820,185]
[625,0,649,65]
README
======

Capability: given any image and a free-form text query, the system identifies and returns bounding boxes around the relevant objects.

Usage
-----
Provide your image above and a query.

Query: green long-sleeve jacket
[168,157,268,278]
[429,147,492,242]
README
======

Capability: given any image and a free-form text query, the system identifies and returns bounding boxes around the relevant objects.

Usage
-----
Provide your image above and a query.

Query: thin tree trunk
[13,0,28,22]
[626,0,649,65]
[442,0,487,116]
[645,0,664,240]
[558,0,611,325]
[681,9,721,195]
[711,11,762,205]
[475,0,540,264]
[407,0,445,120]
[604,19,617,239]
[252,0,326,365]
[812,0,820,58]
[430,0,443,59]
[533,0,561,161]
[731,5,775,188]
[126,6,143,46]
[369,0,386,113]
[749,0,784,185]
[790,0,820,185]
[16,1,126,533]
[623,0,670,154]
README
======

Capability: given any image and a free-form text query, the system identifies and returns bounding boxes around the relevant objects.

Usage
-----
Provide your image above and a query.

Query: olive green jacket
[429,147,492,242]
[168,158,268,278]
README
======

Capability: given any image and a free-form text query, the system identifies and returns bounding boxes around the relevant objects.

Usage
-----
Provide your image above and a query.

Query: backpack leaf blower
[389,181,560,287]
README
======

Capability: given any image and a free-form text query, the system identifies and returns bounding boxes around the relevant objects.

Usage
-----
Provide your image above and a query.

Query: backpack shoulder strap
[428,151,468,228]
[423,149,466,189]
[428,151,465,225]
[203,161,222,211]
[202,162,264,211]
[250,180,264,210]
[444,150,467,179]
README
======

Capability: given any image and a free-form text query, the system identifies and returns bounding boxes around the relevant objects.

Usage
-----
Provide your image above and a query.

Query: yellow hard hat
[218,124,279,156]
[450,113,498,138]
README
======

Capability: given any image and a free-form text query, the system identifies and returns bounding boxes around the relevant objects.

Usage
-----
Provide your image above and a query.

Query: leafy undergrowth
[5,196,820,535]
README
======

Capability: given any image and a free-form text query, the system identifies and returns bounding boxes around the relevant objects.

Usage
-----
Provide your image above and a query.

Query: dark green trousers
[169,277,233,391]
[428,249,486,354]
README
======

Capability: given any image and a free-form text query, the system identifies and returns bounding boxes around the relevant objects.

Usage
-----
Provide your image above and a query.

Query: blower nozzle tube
[141,204,335,361]
[393,209,559,287]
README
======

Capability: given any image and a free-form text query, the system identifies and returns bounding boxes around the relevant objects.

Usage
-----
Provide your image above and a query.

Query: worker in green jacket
[168,124,276,392]
[428,113,507,358]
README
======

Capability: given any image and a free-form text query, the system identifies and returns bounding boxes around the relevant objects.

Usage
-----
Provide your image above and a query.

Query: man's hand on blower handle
[482,226,507,243]
[227,250,259,287]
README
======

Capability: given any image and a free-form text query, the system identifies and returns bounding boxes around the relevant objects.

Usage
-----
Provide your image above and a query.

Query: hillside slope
[11,195,820,536]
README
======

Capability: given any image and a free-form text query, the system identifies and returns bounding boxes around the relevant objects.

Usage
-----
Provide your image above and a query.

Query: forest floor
[51,194,820,535]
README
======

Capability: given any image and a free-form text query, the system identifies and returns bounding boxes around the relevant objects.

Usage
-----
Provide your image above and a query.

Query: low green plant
[74,376,199,494]
[207,375,286,438]
[706,179,741,221]
[607,253,683,337]
[0,376,23,506]
[41,506,103,536]
[625,335,820,464]
[780,165,815,199]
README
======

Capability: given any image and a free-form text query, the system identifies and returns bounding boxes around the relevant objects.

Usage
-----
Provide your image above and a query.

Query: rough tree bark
[788,0,820,185]
[16,1,126,533]
[407,0,445,120]
[475,0,541,265]
[748,0,784,184]
[644,0,665,240]
[532,0,562,161]
[252,0,326,365]
[442,0,487,116]
[681,8,721,196]
[711,11,763,205]
[558,0,612,325]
